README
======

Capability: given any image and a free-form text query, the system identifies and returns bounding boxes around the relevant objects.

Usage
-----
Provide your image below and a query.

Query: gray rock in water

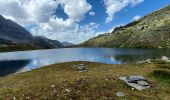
[119,75,150,91]
[116,92,125,97]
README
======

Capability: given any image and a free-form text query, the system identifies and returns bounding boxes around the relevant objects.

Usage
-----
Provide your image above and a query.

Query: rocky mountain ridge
[80,5,170,48]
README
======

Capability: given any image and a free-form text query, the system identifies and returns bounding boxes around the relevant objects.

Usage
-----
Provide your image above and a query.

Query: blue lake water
[0,48,170,76]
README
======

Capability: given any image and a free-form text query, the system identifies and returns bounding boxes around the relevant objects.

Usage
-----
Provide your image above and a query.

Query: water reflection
[114,49,170,63]
[0,60,30,76]
[0,48,170,76]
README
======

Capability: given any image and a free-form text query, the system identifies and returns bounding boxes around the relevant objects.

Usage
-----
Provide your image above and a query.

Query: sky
[0,0,170,44]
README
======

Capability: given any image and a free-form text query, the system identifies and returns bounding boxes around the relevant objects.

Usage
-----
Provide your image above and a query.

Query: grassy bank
[0,45,42,52]
[0,62,169,100]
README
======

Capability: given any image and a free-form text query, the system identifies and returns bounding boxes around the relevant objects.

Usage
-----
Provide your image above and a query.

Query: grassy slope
[0,62,170,100]
[80,5,170,48]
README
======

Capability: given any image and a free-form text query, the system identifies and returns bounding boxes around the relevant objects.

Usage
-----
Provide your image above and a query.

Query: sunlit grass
[0,62,170,99]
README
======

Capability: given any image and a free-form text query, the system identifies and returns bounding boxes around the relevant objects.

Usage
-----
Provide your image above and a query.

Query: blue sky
[83,0,170,32]
[0,0,170,43]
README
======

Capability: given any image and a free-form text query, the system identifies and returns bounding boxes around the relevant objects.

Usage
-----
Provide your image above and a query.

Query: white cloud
[132,15,141,21]
[31,22,99,44]
[89,11,95,16]
[61,0,92,22]
[0,0,97,43]
[104,0,144,23]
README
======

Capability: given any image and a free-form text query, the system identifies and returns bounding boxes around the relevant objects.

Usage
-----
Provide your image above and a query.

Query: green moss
[151,70,170,85]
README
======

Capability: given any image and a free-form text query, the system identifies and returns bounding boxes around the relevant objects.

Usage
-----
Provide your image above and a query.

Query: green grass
[0,62,170,100]
[151,70,170,84]
[156,64,170,69]
[151,64,170,85]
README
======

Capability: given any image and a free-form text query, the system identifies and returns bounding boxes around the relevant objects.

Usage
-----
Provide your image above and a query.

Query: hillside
[80,5,170,48]
[0,15,63,51]
[0,15,34,44]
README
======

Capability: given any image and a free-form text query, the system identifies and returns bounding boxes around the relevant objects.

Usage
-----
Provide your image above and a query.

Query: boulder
[119,75,150,91]
[161,56,169,61]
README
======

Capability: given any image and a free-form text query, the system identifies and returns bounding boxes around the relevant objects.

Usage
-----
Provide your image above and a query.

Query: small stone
[116,92,125,97]
[26,97,30,99]
[71,64,87,72]
[65,89,71,92]
[13,97,16,100]
[51,85,55,88]
[132,88,135,90]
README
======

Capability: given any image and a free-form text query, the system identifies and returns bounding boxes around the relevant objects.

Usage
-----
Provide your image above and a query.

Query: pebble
[65,89,71,92]
[51,85,55,88]
[116,92,125,97]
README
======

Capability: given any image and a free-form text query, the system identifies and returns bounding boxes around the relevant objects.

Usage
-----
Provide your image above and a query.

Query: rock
[137,26,144,30]
[161,56,170,64]
[137,61,146,64]
[137,59,153,64]
[71,64,87,72]
[26,97,30,99]
[137,57,170,64]
[126,82,150,91]
[116,92,125,97]
[65,89,71,92]
[161,56,169,61]
[145,59,153,63]
[13,97,16,100]
[127,76,146,83]
[51,85,55,88]
[119,75,150,91]
[76,78,89,84]
[137,80,150,86]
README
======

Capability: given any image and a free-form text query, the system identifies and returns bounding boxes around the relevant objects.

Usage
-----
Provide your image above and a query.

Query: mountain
[80,5,170,48]
[34,36,64,48]
[0,15,34,44]
[62,42,74,46]
[0,15,63,50]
